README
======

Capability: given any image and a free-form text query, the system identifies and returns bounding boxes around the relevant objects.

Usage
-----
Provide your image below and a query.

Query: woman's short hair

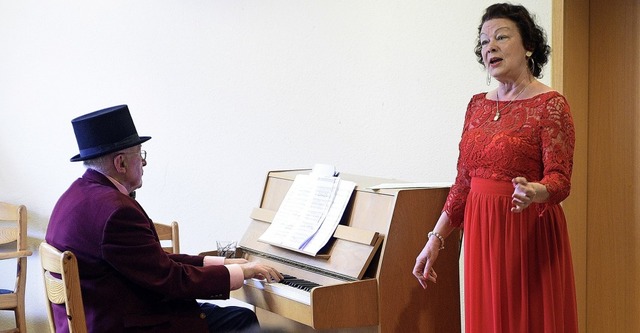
[474,3,550,78]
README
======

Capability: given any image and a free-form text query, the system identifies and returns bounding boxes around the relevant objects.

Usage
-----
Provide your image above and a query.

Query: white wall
[0,0,550,331]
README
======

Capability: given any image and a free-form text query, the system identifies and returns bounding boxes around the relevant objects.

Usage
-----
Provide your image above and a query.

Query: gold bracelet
[428,231,445,250]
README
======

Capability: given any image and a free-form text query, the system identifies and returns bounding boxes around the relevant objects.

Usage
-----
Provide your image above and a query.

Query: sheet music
[258,167,355,256]
[299,178,355,254]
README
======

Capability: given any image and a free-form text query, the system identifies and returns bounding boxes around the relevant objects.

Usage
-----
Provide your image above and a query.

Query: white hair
[82,153,115,173]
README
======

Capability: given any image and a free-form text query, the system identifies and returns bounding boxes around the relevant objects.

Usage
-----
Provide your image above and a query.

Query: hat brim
[70,136,151,162]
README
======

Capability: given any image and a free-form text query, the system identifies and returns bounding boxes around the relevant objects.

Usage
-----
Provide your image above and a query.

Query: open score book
[258,165,356,256]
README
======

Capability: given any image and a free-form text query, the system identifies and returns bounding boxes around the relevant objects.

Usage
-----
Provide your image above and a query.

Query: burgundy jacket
[46,169,230,332]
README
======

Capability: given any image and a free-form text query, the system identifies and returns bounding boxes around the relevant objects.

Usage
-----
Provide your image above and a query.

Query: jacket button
[200,312,207,319]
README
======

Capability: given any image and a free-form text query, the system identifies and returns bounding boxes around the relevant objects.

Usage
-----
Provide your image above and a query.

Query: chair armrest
[0,250,33,260]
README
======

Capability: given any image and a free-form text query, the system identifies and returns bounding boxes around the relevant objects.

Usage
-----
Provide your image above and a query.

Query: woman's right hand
[413,238,441,289]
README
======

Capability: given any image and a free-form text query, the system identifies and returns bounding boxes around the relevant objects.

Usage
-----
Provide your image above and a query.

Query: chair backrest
[154,221,180,254]
[0,202,28,250]
[0,202,31,333]
[39,242,87,333]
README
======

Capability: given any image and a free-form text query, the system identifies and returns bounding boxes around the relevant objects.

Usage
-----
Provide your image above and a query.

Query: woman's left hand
[511,177,536,213]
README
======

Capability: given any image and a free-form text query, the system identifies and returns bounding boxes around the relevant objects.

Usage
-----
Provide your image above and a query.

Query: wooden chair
[0,202,32,333]
[154,221,180,254]
[39,242,87,333]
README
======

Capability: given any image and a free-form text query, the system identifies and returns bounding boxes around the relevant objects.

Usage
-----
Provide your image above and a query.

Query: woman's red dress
[443,91,579,332]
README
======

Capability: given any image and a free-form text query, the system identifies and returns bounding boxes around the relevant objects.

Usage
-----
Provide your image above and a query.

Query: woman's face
[480,18,529,82]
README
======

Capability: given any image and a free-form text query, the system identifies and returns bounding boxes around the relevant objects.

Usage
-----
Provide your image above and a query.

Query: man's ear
[113,154,127,173]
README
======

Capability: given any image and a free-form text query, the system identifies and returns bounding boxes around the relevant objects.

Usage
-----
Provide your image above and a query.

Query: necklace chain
[494,83,531,121]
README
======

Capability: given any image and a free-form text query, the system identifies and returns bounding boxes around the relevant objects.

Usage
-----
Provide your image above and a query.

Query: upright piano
[229,170,460,332]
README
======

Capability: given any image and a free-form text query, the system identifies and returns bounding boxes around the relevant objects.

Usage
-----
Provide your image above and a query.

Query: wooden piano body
[232,170,460,332]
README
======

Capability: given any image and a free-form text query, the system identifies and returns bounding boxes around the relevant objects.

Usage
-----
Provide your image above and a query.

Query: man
[46,105,282,332]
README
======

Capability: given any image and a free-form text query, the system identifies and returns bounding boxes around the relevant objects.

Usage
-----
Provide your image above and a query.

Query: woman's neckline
[483,90,557,102]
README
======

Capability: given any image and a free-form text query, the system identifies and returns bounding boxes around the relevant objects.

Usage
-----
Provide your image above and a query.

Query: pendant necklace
[494,82,531,121]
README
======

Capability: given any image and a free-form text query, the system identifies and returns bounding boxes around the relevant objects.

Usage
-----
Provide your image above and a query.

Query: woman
[413,3,578,332]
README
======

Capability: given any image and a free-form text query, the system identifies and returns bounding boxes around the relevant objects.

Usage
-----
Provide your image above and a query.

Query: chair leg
[15,257,28,332]
[16,306,27,332]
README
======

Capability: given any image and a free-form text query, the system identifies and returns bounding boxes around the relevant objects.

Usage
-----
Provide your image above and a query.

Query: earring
[486,70,492,86]
[528,57,536,73]
[525,51,533,57]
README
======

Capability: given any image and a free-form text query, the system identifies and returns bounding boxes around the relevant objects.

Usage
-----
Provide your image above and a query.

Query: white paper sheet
[258,167,355,256]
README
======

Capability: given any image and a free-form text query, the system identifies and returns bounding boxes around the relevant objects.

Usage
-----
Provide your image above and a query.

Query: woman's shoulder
[469,92,490,106]
[526,81,567,101]
[472,92,489,100]
[532,90,569,109]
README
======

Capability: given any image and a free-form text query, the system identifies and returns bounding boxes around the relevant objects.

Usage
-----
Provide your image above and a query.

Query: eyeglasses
[121,150,146,161]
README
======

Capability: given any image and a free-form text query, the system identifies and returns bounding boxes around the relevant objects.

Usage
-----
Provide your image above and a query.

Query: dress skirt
[463,178,578,333]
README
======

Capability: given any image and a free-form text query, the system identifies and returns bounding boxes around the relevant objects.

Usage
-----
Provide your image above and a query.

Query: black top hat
[70,105,151,162]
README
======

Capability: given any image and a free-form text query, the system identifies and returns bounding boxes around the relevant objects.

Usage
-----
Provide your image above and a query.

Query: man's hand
[240,262,283,282]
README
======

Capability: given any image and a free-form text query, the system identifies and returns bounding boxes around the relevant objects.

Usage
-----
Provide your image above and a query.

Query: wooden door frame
[551,0,589,332]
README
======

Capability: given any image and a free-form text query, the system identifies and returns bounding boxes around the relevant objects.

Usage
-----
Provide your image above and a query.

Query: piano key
[280,274,322,291]
[243,278,313,305]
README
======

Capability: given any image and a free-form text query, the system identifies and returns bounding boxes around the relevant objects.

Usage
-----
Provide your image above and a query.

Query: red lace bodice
[443,91,575,227]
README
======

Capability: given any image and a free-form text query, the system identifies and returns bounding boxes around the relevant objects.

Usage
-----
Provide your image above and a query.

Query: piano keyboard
[280,274,322,291]
[243,274,322,306]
